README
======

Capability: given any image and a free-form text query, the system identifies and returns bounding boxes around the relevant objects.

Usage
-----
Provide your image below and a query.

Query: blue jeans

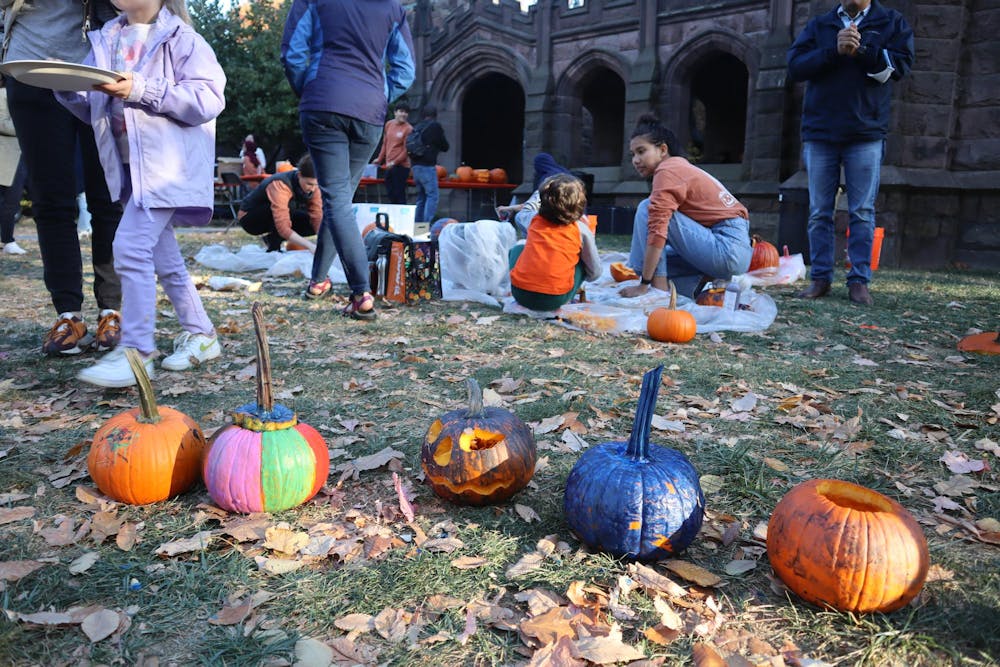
[300,111,381,295]
[803,140,883,285]
[628,199,752,298]
[413,165,439,223]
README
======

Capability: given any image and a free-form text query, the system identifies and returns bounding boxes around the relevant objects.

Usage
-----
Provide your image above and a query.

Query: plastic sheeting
[439,220,518,307]
[193,244,347,283]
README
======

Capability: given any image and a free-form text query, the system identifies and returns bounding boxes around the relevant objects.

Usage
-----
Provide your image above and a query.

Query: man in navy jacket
[788,0,913,305]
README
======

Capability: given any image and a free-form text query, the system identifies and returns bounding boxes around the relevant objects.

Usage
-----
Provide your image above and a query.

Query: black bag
[405,122,429,159]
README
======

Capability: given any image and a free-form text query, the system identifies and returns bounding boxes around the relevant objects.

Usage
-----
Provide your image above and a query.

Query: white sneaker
[3,241,26,255]
[78,347,154,389]
[161,332,221,371]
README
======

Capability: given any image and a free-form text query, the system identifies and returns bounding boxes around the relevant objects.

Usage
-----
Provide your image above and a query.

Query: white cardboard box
[352,203,416,238]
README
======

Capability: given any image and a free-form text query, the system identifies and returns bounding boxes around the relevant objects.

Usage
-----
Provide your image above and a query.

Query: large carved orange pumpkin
[767,479,930,613]
[455,166,474,182]
[647,281,696,343]
[488,168,507,184]
[421,379,536,506]
[749,234,779,275]
[87,349,206,505]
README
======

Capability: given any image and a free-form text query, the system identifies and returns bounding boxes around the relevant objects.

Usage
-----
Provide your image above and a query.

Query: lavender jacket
[58,8,226,223]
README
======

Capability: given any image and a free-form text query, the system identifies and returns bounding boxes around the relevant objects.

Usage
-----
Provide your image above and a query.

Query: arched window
[688,53,748,164]
[461,73,526,183]
[578,67,625,167]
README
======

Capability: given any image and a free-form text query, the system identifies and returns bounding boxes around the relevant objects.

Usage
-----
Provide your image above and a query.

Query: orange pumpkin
[609,262,638,282]
[647,281,696,343]
[455,166,474,182]
[749,234,779,275]
[695,287,726,307]
[87,349,206,505]
[276,161,294,173]
[286,240,308,251]
[435,165,448,180]
[488,168,507,184]
[767,479,930,613]
[473,168,490,183]
[957,331,1000,355]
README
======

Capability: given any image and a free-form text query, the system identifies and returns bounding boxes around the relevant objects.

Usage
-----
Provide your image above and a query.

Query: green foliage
[189,0,303,164]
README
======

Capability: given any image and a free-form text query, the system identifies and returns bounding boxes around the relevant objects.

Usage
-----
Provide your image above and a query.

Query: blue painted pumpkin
[563,366,704,561]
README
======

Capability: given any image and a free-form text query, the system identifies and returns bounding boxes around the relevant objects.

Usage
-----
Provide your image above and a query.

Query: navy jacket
[281,0,415,126]
[788,1,914,143]
[409,120,449,166]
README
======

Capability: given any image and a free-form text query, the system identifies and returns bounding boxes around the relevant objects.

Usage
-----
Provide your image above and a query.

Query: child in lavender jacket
[58,0,226,388]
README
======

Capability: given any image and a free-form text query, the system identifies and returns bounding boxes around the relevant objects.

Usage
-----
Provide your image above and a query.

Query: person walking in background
[788,0,913,306]
[238,154,321,253]
[2,0,124,355]
[619,113,752,300]
[282,0,414,320]
[409,105,448,224]
[58,0,227,387]
[508,174,601,312]
[241,133,266,177]
[371,101,412,205]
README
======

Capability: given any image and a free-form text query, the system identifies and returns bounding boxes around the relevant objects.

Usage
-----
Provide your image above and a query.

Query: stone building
[406,0,999,270]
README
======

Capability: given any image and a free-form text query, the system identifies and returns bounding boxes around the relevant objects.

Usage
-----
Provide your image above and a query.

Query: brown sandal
[342,293,377,320]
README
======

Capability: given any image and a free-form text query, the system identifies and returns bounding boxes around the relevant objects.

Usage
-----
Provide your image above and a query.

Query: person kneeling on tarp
[509,174,602,311]
[238,154,321,252]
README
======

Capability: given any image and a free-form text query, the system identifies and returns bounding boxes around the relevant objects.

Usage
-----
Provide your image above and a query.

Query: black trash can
[778,187,811,263]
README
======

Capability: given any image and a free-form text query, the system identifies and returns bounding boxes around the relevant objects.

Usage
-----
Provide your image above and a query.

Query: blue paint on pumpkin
[563,366,704,561]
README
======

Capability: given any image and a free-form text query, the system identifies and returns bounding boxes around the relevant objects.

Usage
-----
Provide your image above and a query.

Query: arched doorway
[688,53,747,164]
[578,67,625,167]
[461,73,526,184]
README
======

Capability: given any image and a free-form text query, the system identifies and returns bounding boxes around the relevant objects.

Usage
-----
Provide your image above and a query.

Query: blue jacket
[787,1,914,143]
[281,0,415,126]
[58,8,226,222]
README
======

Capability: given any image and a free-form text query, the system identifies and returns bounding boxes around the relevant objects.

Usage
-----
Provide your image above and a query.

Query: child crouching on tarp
[508,174,601,311]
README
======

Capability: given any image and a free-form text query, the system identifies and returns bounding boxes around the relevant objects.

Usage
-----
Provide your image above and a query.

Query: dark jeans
[6,79,122,314]
[239,207,315,252]
[384,164,410,205]
[300,110,381,295]
[0,157,28,244]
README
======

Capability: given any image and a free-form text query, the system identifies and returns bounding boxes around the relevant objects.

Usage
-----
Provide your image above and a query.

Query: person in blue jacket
[281,0,415,320]
[787,0,913,306]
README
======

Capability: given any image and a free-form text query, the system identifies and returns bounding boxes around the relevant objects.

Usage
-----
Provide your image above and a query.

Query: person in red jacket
[371,102,412,204]
[509,174,601,311]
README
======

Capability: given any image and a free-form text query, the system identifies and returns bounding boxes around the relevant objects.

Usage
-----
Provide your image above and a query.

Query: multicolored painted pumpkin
[609,262,638,282]
[564,366,704,561]
[421,378,536,506]
[87,349,206,505]
[203,303,329,513]
[749,234,779,275]
[767,479,930,613]
[647,281,697,343]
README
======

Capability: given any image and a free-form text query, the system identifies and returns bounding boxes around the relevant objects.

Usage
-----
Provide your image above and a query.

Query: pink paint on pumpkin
[204,426,265,513]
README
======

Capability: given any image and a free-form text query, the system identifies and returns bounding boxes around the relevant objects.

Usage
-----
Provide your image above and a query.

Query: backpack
[406,122,430,159]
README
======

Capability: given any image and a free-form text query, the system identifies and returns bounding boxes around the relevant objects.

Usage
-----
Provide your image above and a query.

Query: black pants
[0,157,28,244]
[239,206,315,251]
[6,79,122,314]
[384,164,410,205]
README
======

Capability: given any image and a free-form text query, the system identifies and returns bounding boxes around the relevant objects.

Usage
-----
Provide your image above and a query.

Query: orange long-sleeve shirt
[646,157,749,249]
[375,119,412,168]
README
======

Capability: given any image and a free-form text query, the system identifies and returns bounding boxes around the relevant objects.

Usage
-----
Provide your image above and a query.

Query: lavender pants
[113,197,214,356]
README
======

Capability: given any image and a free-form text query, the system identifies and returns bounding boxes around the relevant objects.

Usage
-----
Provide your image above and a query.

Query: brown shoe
[848,282,873,305]
[794,280,831,299]
[42,313,94,355]
[95,309,121,351]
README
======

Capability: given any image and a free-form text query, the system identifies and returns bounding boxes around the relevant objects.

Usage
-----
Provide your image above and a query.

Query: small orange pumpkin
[455,166,474,182]
[695,286,726,307]
[435,165,448,180]
[767,479,930,613]
[647,281,696,343]
[473,168,490,183]
[87,349,206,505]
[610,262,638,282]
[749,234,780,274]
[488,168,507,184]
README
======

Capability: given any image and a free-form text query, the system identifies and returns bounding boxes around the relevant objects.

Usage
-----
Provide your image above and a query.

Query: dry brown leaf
[90,512,123,544]
[74,486,104,506]
[0,560,46,582]
[39,516,80,547]
[294,637,334,667]
[424,594,465,612]
[573,625,645,664]
[334,613,374,632]
[692,642,727,667]
[373,607,411,643]
[514,588,567,617]
[506,551,546,578]
[393,472,416,523]
[81,609,120,643]
[221,518,271,542]
[208,598,253,626]
[519,606,576,646]
[525,636,586,666]
[644,624,681,646]
[723,559,757,576]
[263,526,310,555]
[515,504,542,523]
[663,560,721,587]
[457,606,477,646]
[328,636,375,665]
[762,457,789,472]
[68,552,99,575]
[421,537,463,553]
[254,555,305,575]
[450,556,488,570]
[626,562,688,598]
[653,596,683,630]
[156,530,215,557]
[0,506,35,525]
[116,522,137,552]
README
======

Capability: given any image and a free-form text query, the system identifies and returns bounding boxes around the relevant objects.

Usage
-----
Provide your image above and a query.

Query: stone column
[521,0,554,189]
[622,0,659,176]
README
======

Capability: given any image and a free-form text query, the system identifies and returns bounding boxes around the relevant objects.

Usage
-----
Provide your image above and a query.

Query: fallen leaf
[699,475,724,495]
[421,537,463,553]
[730,393,758,412]
[116,522,137,551]
[514,588,567,617]
[451,556,488,570]
[525,635,586,666]
[644,623,681,646]
[626,562,688,598]
[723,559,757,576]
[68,552,100,575]
[81,609,120,643]
[294,637,334,667]
[653,596,683,630]
[0,560,46,582]
[506,551,545,578]
[263,526,310,555]
[156,531,214,556]
[0,506,35,525]
[393,473,416,523]
[515,504,541,523]
[209,598,253,626]
[692,642,727,667]
[663,560,721,587]
[939,450,986,474]
[334,613,374,632]
[254,556,305,575]
[573,625,645,664]
[518,606,576,645]
[457,606,477,646]
[373,607,411,643]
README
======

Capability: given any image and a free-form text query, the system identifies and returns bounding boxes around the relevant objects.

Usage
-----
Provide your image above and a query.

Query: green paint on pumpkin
[260,429,314,512]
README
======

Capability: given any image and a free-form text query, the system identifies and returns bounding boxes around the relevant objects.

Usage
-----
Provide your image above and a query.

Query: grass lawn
[0,226,997,666]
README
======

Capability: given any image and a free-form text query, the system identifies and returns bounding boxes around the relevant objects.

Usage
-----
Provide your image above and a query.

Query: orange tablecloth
[357,177,516,219]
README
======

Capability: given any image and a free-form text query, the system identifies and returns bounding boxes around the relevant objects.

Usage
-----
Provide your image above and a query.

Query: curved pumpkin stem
[667,280,677,310]
[626,365,664,462]
[125,347,160,424]
[251,302,274,412]
[464,378,484,417]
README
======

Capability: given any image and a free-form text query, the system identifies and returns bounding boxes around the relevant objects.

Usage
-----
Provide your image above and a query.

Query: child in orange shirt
[508,174,601,311]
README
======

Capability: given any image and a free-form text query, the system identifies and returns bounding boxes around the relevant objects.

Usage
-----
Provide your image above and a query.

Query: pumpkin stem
[126,347,161,424]
[464,378,484,417]
[251,302,274,412]
[668,280,677,310]
[626,365,664,462]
